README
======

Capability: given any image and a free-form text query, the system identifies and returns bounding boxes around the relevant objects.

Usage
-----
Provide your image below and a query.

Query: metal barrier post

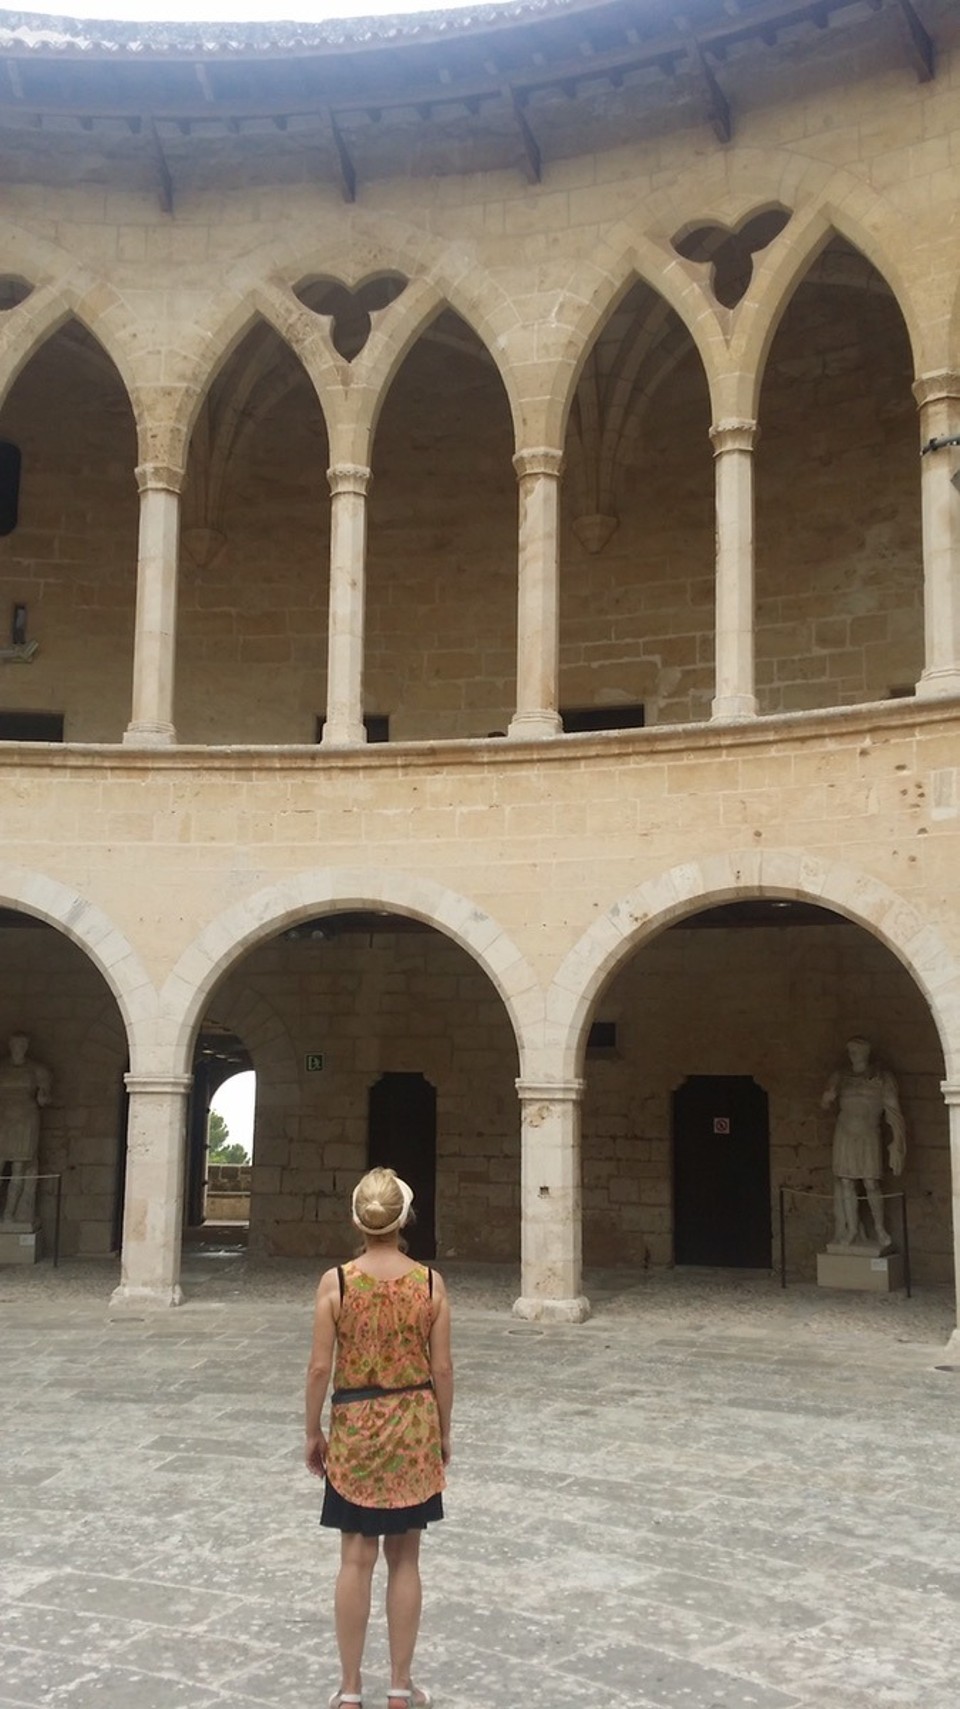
[900,1192,912,1298]
[53,1173,63,1269]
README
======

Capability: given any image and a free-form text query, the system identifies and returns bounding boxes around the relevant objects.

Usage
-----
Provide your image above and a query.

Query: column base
[321,722,367,747]
[123,722,177,746]
[942,1327,960,1364]
[110,1282,184,1310]
[711,694,758,721]
[507,710,562,739]
[915,669,960,700]
[512,1293,591,1324]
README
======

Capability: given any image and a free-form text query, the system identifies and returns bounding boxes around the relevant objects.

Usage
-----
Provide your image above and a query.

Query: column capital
[913,371,960,411]
[513,447,564,481]
[515,1078,584,1103]
[124,1073,194,1096]
[709,420,758,454]
[327,463,372,498]
[135,462,184,496]
[940,1081,960,1106]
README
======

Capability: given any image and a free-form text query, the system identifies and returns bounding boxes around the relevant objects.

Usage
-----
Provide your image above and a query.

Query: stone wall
[582,922,948,1283]
[0,339,138,742]
[207,928,520,1261]
[0,895,951,1283]
[0,256,927,741]
[0,925,126,1255]
[204,1163,251,1223]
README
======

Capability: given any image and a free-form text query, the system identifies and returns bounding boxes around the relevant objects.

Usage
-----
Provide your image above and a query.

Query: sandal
[329,1695,362,1707]
[387,1691,432,1708]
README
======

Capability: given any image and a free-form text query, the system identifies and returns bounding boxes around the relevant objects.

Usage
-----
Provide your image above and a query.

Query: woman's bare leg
[335,1532,379,1697]
[384,1530,424,1702]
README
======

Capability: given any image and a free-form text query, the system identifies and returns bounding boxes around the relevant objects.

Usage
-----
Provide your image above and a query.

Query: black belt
[331,1380,434,1405]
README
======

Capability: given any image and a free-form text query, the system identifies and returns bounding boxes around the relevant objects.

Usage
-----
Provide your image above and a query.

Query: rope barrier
[778,1185,911,1297]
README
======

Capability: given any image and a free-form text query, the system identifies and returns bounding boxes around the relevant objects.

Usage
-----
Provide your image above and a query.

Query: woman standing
[305,1167,453,1709]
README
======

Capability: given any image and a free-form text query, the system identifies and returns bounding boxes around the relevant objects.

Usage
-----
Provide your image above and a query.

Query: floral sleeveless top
[325,1261,445,1510]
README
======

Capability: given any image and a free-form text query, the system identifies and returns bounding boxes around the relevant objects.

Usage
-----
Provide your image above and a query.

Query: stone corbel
[572,513,619,555]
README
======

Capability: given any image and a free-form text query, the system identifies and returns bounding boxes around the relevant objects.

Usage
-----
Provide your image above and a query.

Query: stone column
[124,463,182,746]
[944,1082,960,1358]
[508,448,564,738]
[710,420,759,720]
[110,1073,192,1309]
[914,375,960,697]
[322,463,372,746]
[513,1078,590,1322]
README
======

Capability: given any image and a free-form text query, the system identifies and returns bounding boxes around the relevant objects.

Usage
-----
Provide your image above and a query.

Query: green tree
[207,1109,230,1150]
[206,1110,250,1165]
[211,1140,250,1166]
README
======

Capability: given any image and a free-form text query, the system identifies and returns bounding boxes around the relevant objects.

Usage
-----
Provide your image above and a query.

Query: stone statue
[0,1034,52,1228]
[821,1036,906,1252]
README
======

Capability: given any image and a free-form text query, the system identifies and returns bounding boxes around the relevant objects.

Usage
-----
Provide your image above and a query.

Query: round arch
[159,867,543,1074]
[0,861,156,1062]
[548,851,960,1081]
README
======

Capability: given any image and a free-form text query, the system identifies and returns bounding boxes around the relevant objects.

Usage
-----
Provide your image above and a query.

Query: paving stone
[2,1266,959,1708]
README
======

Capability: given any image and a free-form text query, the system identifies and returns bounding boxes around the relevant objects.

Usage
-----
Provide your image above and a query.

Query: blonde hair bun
[352,1167,414,1236]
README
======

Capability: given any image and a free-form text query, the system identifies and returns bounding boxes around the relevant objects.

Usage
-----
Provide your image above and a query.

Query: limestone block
[0,1228,41,1264]
[816,1251,905,1293]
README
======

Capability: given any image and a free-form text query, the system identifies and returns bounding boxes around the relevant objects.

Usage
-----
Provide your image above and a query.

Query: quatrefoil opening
[294,273,408,361]
[672,207,790,309]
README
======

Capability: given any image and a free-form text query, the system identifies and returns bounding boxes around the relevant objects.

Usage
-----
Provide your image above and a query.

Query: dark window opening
[315,713,390,743]
[587,1020,618,1054]
[560,705,645,733]
[0,711,64,742]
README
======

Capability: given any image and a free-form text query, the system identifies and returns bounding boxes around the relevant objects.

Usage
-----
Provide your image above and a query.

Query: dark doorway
[187,1028,253,1227]
[368,1072,437,1260]
[672,1075,771,1267]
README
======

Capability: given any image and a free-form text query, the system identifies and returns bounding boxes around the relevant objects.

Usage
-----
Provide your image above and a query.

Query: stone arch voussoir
[0,862,157,1069]
[536,234,722,450]
[548,852,960,1082]
[727,182,924,419]
[167,280,346,470]
[0,272,144,428]
[344,274,525,466]
[159,868,544,1078]
[214,218,527,453]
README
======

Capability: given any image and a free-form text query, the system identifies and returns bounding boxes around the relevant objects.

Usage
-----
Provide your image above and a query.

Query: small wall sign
[713,1116,731,1134]
[305,1053,325,1073]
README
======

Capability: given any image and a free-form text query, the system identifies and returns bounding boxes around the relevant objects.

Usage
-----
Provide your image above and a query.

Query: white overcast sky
[20,0,509,21]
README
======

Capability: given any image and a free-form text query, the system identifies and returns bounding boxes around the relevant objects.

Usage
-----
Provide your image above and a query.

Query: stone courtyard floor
[2,1254,959,1709]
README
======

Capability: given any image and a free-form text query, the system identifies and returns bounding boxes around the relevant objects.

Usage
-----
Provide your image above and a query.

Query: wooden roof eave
[0,0,935,133]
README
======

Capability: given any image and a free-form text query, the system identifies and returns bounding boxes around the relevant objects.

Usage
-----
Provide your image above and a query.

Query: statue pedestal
[0,1223,41,1264]
[817,1249,904,1293]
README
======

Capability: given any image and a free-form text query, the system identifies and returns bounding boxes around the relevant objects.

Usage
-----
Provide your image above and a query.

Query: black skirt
[321,1478,444,1537]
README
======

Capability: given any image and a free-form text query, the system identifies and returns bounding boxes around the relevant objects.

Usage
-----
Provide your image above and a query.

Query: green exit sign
[305,1053,325,1073]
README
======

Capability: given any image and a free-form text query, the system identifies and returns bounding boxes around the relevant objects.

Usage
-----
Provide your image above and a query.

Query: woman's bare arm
[304,1267,338,1475]
[428,1271,454,1463]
